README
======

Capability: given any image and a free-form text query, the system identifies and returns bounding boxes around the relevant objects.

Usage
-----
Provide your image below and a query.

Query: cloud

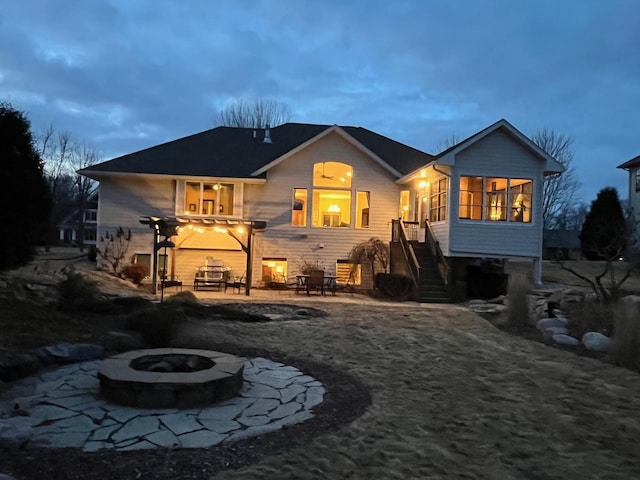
[0,0,638,200]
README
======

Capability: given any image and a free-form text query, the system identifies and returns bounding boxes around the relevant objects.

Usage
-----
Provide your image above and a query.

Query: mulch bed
[0,345,371,480]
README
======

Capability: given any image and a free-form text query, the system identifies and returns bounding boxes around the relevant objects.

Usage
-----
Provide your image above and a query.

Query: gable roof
[397,119,566,183]
[617,154,640,170]
[80,123,433,180]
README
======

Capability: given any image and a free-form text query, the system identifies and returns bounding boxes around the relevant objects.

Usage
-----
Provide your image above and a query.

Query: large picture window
[429,177,447,222]
[185,182,234,216]
[311,162,356,228]
[459,176,532,223]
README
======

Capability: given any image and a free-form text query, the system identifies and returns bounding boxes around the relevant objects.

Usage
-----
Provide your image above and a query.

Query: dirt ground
[1,249,640,479]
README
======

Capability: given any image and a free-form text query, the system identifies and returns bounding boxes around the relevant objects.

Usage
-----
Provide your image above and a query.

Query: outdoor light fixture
[418,181,427,189]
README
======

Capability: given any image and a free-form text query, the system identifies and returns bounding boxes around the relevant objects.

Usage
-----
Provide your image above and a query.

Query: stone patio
[0,357,324,451]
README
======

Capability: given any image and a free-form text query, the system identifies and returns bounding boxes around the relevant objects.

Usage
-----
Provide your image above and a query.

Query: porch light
[402,205,409,211]
[236,226,245,234]
[418,181,427,189]
[213,184,220,190]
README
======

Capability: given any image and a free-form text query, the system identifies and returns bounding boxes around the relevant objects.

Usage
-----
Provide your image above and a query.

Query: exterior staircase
[411,243,452,303]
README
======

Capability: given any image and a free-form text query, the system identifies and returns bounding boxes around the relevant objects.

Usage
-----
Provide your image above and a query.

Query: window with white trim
[429,177,447,222]
[459,176,532,223]
[311,162,356,228]
[184,182,234,216]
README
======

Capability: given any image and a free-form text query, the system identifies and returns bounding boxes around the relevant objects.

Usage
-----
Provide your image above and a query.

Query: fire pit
[98,348,245,408]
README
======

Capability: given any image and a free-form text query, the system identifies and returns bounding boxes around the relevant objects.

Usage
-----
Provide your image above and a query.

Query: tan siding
[448,129,544,258]
[243,131,401,284]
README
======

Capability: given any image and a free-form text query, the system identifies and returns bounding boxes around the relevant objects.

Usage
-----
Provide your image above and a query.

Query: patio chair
[225,271,246,294]
[307,269,325,296]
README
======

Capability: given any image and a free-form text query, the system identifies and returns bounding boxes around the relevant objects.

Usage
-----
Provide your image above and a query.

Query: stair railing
[392,219,420,289]
[425,220,450,286]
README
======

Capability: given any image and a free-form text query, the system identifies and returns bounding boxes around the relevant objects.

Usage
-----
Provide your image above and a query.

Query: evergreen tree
[580,187,627,260]
[0,101,51,270]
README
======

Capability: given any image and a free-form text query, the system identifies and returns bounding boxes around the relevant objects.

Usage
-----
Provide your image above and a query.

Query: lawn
[1,250,639,479]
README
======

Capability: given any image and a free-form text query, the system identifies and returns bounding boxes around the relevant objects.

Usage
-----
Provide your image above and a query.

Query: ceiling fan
[318,162,334,179]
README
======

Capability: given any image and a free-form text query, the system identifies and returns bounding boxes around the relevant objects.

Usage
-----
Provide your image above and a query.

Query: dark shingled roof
[81,123,434,178]
[617,154,640,169]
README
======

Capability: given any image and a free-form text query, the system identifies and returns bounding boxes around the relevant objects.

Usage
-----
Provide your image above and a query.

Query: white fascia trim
[250,125,403,178]
[395,160,437,184]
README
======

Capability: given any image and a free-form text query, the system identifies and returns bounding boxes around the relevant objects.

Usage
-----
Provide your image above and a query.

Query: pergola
[139,216,267,296]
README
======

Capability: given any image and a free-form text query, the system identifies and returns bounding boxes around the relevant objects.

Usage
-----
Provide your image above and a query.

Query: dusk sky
[2,0,638,202]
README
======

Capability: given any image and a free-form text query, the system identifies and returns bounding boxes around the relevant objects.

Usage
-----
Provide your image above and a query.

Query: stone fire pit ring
[98,348,245,409]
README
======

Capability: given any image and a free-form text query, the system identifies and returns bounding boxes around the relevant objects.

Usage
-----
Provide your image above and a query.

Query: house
[617,154,640,240]
[79,119,564,301]
[57,190,99,247]
[542,229,582,260]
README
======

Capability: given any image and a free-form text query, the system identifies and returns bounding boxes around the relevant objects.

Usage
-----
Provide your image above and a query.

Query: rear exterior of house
[81,119,563,301]
[617,154,640,243]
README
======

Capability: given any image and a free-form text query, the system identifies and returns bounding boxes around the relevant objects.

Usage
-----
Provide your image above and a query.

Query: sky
[1,0,639,202]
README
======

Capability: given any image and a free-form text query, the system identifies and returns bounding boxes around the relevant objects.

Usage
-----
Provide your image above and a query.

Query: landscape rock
[581,332,610,352]
[34,343,104,365]
[0,350,41,382]
[536,317,568,333]
[294,309,310,316]
[552,334,580,346]
[620,295,640,306]
[487,295,506,305]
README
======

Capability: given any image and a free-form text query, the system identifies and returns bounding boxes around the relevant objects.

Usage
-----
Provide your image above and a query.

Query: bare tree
[214,98,292,128]
[434,134,460,154]
[531,128,581,229]
[37,128,98,250]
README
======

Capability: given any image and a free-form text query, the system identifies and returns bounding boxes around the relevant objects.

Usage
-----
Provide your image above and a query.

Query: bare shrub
[565,298,614,338]
[57,270,98,311]
[610,301,640,371]
[506,273,531,332]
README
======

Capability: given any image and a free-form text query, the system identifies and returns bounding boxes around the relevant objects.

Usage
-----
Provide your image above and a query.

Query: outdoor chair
[307,269,325,296]
[225,271,246,294]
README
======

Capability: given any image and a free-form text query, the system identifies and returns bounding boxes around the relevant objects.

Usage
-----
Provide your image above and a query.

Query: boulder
[552,334,580,346]
[487,295,506,305]
[581,332,610,352]
[33,343,104,365]
[536,317,568,333]
[0,350,41,382]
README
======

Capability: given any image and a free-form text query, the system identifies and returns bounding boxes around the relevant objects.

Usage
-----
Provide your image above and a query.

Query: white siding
[98,177,176,265]
[447,129,544,258]
[243,131,402,283]
[628,167,640,238]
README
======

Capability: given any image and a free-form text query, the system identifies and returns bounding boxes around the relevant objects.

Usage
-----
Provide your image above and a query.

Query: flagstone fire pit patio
[98,348,245,408]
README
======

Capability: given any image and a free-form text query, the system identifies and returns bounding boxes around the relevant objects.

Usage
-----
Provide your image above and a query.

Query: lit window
[261,258,288,285]
[400,190,411,221]
[311,161,355,228]
[458,176,532,223]
[429,177,447,222]
[636,169,640,192]
[184,182,234,216]
[485,177,508,221]
[292,189,307,226]
[356,191,370,228]
[336,260,361,285]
